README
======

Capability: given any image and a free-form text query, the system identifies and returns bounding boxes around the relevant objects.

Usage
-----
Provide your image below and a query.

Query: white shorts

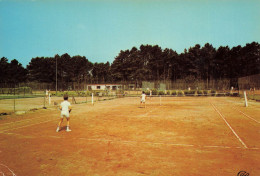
[141,99,145,103]
[60,111,70,118]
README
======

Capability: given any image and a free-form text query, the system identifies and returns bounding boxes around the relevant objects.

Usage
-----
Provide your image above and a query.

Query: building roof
[87,84,122,86]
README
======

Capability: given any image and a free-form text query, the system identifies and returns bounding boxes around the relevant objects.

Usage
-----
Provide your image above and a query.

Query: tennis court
[0,96,259,175]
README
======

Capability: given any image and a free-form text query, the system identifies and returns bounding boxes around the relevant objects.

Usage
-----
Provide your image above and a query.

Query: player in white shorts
[56,94,72,132]
[140,91,146,108]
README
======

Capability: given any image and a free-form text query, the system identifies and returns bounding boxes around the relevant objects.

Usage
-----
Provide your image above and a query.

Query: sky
[1,0,260,67]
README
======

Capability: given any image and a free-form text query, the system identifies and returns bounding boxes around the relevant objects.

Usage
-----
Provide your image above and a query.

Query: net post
[44,95,46,108]
[92,93,94,105]
[49,93,51,105]
[244,91,248,107]
[160,95,162,106]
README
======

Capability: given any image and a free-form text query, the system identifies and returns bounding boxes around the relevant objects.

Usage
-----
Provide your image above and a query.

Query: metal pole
[44,94,46,108]
[14,85,16,112]
[92,93,94,105]
[56,57,57,95]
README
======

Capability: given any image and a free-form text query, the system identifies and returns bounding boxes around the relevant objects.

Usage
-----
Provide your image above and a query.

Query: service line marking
[232,107,260,124]
[211,103,248,149]
[0,163,16,176]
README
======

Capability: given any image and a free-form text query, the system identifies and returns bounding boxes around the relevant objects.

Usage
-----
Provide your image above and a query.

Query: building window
[97,86,101,89]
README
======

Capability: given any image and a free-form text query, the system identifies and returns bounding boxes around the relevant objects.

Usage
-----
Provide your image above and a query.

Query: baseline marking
[211,103,248,149]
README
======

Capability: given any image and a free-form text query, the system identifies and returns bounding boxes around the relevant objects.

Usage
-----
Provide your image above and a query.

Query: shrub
[184,90,189,95]
[203,90,208,95]
[189,90,196,95]
[152,89,158,95]
[211,90,216,96]
[171,90,177,95]
[184,90,195,96]
[177,90,184,96]
[144,90,150,95]
[216,91,226,97]
[231,93,239,97]
[158,91,165,95]
[197,90,203,96]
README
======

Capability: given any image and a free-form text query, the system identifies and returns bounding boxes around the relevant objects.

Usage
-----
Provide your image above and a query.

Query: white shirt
[141,93,146,100]
[60,101,71,113]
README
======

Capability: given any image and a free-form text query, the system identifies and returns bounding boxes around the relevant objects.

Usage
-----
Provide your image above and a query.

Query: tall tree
[213,46,230,79]
[8,59,27,83]
[200,43,216,88]
[0,57,9,83]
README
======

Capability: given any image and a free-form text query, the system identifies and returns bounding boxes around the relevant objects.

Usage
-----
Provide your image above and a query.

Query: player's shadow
[59,126,67,131]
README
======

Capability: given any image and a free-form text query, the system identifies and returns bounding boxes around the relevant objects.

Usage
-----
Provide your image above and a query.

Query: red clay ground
[0,96,259,176]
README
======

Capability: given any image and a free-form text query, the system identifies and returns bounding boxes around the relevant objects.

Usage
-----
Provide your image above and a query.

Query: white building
[87,84,122,91]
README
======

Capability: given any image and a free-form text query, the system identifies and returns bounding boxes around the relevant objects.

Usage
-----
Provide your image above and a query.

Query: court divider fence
[1,88,259,117]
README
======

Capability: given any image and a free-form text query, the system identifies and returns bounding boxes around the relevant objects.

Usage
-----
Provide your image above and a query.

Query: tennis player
[56,94,72,132]
[140,91,146,108]
[45,89,49,98]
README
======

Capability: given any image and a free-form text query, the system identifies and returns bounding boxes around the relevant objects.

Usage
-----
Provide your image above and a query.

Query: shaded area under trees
[1,41,259,90]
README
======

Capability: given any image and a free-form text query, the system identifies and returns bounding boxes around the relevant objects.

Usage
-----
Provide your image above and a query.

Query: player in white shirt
[140,91,146,108]
[56,94,72,132]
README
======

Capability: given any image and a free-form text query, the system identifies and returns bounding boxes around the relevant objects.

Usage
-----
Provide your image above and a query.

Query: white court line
[0,119,56,133]
[0,164,16,176]
[211,103,248,149]
[49,136,258,150]
[232,107,260,124]
[2,132,259,150]
[112,114,159,118]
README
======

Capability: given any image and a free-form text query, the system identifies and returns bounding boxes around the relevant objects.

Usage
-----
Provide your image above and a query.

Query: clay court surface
[0,96,260,176]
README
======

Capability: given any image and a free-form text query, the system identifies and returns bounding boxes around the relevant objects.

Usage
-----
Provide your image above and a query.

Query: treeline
[111,42,260,84]
[0,58,27,83]
[0,42,259,88]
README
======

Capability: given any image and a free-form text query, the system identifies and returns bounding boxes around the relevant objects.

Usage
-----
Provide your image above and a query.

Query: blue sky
[1,0,260,67]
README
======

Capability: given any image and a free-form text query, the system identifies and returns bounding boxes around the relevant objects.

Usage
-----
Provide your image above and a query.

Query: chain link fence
[238,73,260,101]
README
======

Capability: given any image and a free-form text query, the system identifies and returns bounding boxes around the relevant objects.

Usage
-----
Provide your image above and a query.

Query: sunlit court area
[1,0,260,175]
[0,94,260,175]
